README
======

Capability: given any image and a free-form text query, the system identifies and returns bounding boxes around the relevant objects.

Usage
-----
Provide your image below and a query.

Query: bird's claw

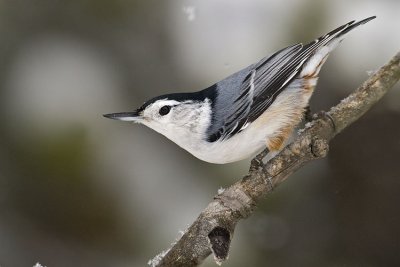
[250,149,268,171]
[304,105,313,123]
[314,110,336,132]
[250,150,274,191]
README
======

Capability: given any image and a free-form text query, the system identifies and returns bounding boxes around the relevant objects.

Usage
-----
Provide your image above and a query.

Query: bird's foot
[314,110,336,132]
[304,105,313,123]
[250,149,269,171]
[250,149,274,191]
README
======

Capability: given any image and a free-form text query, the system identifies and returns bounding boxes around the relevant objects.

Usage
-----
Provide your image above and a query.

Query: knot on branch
[310,137,329,158]
[208,227,231,265]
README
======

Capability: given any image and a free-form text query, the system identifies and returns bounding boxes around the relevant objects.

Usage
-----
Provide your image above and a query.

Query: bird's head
[104,93,212,147]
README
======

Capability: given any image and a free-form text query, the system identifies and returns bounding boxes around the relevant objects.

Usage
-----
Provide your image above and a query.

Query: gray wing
[206,18,367,142]
[207,43,305,142]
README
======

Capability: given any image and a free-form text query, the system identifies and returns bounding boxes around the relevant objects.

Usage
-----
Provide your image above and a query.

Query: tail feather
[300,16,376,78]
[340,16,376,36]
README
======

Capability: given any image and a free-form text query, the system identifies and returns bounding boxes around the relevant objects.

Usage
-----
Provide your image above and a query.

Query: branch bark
[150,51,400,267]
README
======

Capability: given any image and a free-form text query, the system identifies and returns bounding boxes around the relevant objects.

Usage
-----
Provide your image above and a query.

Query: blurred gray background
[0,0,400,266]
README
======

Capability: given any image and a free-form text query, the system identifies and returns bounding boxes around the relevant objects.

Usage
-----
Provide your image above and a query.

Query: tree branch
[150,50,400,267]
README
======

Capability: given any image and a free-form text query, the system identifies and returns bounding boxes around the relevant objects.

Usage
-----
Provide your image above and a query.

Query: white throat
[142,99,213,152]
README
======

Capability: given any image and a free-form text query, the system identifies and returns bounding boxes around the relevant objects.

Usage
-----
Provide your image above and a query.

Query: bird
[104,16,376,164]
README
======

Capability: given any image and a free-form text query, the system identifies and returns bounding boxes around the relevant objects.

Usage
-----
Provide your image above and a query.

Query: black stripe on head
[137,84,218,111]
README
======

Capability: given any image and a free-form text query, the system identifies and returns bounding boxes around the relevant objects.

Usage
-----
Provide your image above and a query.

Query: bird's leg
[304,105,313,123]
[315,110,336,132]
[250,149,274,191]
[250,149,269,171]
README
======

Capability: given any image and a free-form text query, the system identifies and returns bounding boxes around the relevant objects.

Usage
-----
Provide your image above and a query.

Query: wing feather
[207,17,375,142]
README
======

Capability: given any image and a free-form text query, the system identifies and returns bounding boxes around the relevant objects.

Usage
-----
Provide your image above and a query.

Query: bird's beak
[103,110,142,122]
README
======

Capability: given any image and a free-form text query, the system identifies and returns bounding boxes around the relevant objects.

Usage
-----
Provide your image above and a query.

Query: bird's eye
[159,105,171,116]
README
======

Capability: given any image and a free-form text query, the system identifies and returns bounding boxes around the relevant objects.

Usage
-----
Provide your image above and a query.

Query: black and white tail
[300,16,376,78]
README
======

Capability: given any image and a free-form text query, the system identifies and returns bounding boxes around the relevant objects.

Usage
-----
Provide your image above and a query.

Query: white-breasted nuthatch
[104,16,375,164]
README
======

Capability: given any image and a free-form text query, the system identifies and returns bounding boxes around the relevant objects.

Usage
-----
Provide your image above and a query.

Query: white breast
[188,78,315,164]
